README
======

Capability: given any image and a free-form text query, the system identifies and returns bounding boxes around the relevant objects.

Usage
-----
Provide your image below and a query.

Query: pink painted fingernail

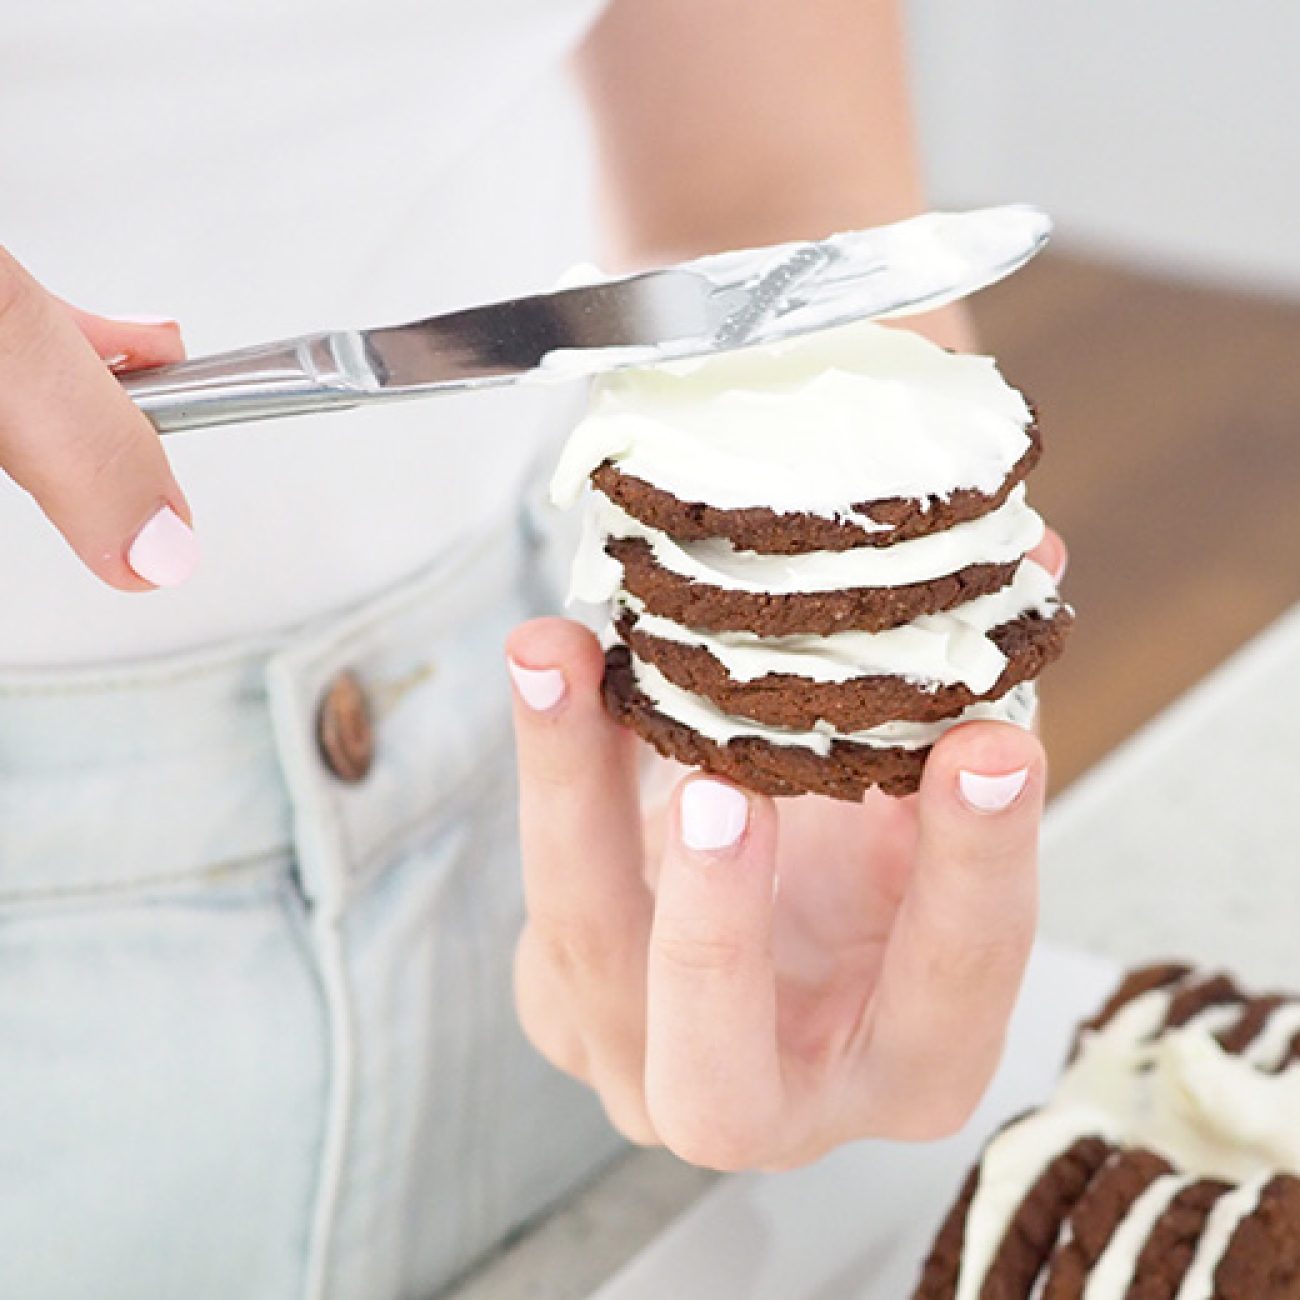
[508,659,566,712]
[127,505,199,588]
[680,779,749,853]
[112,313,178,327]
[958,767,1030,814]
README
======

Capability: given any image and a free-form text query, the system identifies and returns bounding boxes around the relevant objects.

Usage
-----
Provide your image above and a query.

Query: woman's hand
[508,534,1066,1172]
[0,247,195,589]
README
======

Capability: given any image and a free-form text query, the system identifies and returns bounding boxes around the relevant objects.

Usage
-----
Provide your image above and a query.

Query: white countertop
[445,601,1300,1299]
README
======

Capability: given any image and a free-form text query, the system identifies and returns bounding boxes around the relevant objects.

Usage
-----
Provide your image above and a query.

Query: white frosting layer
[569,486,1044,605]
[954,1108,1118,1300]
[1057,981,1300,1181]
[624,654,1037,756]
[1173,1177,1267,1300]
[622,559,1059,694]
[1081,1174,1192,1300]
[550,319,1033,518]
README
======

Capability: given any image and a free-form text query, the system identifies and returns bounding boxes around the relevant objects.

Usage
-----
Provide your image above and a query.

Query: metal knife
[122,204,1051,435]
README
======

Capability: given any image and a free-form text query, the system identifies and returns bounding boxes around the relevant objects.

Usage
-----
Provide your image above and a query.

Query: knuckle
[652,930,750,978]
[598,1091,660,1148]
[0,249,49,352]
[531,915,624,981]
[656,1115,765,1172]
[921,930,1030,994]
[887,1090,980,1142]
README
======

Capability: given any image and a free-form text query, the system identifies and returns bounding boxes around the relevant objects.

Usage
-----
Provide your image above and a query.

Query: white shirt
[2,0,606,665]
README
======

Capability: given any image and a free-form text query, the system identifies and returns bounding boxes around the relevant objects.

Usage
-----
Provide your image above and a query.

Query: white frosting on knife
[568,487,1044,605]
[549,319,1033,518]
[620,558,1059,694]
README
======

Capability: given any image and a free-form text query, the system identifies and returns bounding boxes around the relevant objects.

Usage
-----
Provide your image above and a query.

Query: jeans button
[316,670,374,782]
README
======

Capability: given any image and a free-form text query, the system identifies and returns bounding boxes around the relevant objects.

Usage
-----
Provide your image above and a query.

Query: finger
[1027,525,1068,585]
[645,778,786,1170]
[853,720,1044,1140]
[506,617,655,1137]
[513,927,591,1083]
[62,305,186,372]
[0,248,196,590]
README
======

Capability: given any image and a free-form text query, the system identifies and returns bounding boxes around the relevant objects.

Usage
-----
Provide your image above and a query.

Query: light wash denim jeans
[0,515,620,1299]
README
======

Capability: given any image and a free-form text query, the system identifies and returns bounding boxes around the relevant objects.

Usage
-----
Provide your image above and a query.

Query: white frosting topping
[1056,984,1300,1181]
[622,559,1059,694]
[549,319,1033,518]
[954,1108,1118,1300]
[1081,1174,1192,1300]
[568,487,1044,605]
[624,654,1037,756]
[1173,1177,1268,1300]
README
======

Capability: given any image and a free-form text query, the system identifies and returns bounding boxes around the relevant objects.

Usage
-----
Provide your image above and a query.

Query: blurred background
[907,0,1300,790]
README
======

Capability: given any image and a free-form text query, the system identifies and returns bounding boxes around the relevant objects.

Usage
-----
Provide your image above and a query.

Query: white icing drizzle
[1057,980,1300,1182]
[1172,1176,1269,1300]
[954,1109,1117,1300]
[1244,1002,1300,1070]
[568,486,1044,605]
[1081,1174,1193,1300]
[549,319,1032,517]
[623,654,1037,756]
[620,559,1060,695]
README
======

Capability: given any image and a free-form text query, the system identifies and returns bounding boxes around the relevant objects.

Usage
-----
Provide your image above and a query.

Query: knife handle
[120,332,371,434]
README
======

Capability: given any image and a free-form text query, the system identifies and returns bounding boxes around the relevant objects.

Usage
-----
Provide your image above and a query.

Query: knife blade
[122,205,1050,434]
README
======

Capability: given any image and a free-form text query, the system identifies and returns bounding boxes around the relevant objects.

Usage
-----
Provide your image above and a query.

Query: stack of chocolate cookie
[916,963,1300,1299]
[550,320,1071,799]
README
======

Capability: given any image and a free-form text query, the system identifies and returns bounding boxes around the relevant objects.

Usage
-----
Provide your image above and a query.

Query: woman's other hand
[506,533,1065,1172]
[0,247,195,590]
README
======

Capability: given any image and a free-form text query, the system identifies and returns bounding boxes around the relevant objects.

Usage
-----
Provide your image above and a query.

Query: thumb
[0,248,196,591]
[62,304,186,373]
[856,720,1044,1137]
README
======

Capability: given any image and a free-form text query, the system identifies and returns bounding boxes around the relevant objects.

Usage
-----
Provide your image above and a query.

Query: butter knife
[122,204,1050,435]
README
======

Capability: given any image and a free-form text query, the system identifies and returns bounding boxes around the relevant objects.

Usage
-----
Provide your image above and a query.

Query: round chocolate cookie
[1037,1150,1176,1300]
[591,423,1043,554]
[913,1131,1115,1300]
[608,536,1022,637]
[603,645,930,799]
[1213,1175,1300,1298]
[615,605,1073,732]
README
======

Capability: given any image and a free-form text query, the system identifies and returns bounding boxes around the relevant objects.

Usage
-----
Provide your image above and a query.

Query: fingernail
[112,313,178,327]
[127,505,199,588]
[105,352,130,371]
[680,779,749,853]
[958,766,1030,814]
[508,659,566,712]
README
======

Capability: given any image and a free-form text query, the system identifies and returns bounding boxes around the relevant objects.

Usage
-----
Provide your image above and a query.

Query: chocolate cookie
[603,645,930,799]
[914,1133,1115,1300]
[591,423,1043,554]
[1213,1175,1300,1299]
[615,605,1072,732]
[608,536,1022,636]
[1037,1151,1176,1300]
